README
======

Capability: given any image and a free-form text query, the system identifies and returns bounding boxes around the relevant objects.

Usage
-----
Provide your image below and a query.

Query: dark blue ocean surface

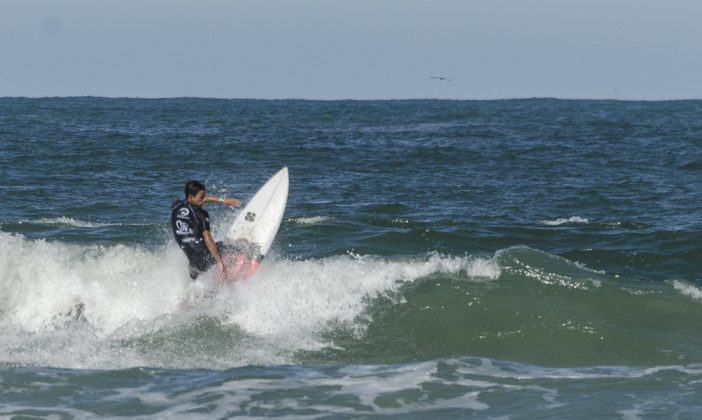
[1,98,701,417]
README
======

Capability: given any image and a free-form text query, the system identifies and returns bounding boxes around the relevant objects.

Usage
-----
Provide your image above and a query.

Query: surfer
[171,181,241,280]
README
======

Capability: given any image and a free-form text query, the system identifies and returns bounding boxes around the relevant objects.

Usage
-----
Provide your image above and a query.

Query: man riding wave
[171,180,240,280]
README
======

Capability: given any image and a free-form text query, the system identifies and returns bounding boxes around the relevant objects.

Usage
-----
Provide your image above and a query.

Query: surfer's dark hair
[184,180,206,198]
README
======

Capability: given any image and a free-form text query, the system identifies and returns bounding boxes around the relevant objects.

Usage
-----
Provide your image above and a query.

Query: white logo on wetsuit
[175,220,193,236]
[178,208,190,219]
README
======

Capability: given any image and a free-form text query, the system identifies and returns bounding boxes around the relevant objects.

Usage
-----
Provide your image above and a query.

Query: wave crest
[539,216,589,226]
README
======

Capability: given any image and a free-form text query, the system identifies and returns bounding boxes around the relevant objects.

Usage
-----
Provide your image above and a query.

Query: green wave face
[304,247,702,367]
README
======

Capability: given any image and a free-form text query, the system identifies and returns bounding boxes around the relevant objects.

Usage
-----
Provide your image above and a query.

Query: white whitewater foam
[539,216,589,226]
[0,232,500,369]
[671,280,702,301]
[0,232,189,335]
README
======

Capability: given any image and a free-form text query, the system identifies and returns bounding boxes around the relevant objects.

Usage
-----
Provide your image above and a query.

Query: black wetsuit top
[171,199,214,274]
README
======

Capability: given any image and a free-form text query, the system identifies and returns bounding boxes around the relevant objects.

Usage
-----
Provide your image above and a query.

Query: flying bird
[430,76,452,82]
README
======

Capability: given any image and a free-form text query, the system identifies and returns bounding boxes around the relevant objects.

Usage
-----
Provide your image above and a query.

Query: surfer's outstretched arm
[203,195,241,208]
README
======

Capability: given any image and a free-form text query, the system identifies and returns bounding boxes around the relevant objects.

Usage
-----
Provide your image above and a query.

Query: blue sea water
[0,97,701,417]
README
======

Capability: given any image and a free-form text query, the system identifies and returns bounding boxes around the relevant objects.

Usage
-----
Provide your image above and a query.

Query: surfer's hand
[223,198,240,208]
[217,261,227,281]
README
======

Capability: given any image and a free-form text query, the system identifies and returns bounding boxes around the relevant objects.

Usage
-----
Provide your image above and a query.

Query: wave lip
[672,280,702,301]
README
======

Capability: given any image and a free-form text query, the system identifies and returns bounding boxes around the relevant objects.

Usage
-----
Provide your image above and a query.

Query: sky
[1,0,701,100]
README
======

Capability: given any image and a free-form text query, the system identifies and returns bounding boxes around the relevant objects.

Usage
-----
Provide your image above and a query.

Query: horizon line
[2,95,701,102]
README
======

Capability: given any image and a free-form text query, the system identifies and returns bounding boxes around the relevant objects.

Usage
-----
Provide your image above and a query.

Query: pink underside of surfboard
[222,252,260,282]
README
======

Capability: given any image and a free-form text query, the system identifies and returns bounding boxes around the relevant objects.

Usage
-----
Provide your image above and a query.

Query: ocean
[0,97,701,418]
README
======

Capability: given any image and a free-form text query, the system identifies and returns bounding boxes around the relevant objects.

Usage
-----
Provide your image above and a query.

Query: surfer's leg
[187,251,215,280]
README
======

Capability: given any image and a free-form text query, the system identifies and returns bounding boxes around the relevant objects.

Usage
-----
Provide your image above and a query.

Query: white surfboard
[227,167,289,258]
